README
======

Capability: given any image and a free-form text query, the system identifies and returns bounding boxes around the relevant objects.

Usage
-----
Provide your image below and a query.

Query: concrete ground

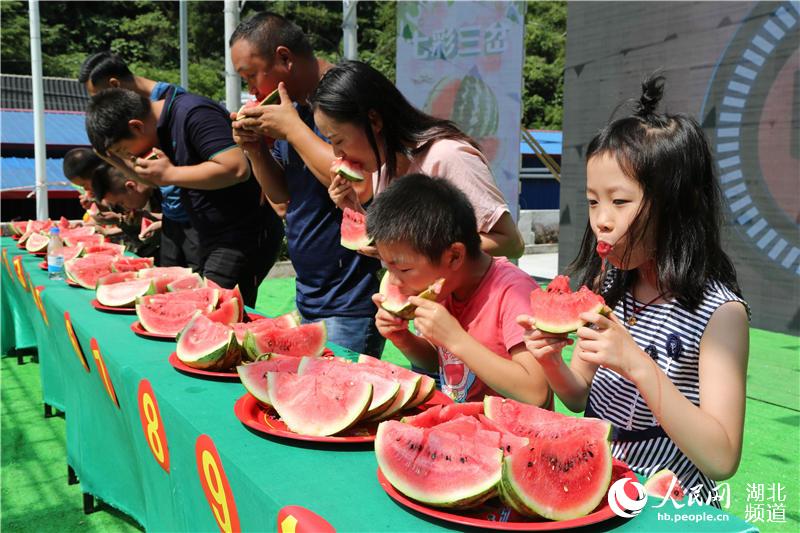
[518,252,559,280]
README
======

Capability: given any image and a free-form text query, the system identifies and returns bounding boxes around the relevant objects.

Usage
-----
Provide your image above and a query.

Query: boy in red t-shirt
[368,173,551,406]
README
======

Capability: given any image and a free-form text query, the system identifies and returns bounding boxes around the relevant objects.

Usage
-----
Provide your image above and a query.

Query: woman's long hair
[310,60,480,182]
[570,73,741,310]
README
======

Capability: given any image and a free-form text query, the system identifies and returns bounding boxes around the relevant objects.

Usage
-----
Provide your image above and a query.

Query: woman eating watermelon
[310,61,524,260]
[517,74,750,507]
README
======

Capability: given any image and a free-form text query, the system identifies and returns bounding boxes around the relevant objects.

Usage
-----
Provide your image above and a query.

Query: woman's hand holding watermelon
[516,315,573,366]
[575,309,647,380]
[328,170,362,213]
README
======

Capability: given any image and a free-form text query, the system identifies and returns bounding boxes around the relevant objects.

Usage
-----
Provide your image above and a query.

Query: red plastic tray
[66,278,82,288]
[130,320,176,340]
[31,250,46,257]
[376,459,636,531]
[90,299,136,314]
[234,390,452,444]
[39,261,47,271]
[168,352,239,379]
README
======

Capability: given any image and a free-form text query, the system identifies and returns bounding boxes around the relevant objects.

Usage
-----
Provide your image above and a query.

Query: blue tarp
[1,157,73,192]
[1,109,89,146]
[521,130,561,156]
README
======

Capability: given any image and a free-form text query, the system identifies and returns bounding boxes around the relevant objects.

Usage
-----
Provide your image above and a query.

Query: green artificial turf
[1,277,797,531]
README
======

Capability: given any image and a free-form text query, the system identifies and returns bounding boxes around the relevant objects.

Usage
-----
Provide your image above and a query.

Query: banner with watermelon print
[396,1,526,221]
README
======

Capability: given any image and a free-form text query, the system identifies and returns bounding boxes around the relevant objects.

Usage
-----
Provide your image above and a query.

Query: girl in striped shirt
[518,74,750,505]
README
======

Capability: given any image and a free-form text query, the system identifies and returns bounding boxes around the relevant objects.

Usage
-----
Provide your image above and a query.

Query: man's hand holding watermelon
[233,82,298,143]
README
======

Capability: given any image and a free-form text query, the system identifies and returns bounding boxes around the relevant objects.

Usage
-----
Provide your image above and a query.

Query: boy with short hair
[85,87,270,307]
[368,174,551,406]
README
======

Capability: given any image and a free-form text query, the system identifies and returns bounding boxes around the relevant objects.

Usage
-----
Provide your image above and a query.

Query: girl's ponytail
[633,74,666,124]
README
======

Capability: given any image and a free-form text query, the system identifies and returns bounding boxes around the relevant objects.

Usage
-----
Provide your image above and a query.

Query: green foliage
[1,1,564,127]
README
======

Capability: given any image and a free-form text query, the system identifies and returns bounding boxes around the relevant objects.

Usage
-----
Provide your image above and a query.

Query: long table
[1,236,755,532]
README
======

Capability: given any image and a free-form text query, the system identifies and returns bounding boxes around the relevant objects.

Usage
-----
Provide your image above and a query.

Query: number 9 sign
[196,434,240,533]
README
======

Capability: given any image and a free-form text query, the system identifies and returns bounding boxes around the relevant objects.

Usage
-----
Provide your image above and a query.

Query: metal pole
[224,0,241,113]
[28,0,48,220]
[342,0,358,60]
[179,0,189,89]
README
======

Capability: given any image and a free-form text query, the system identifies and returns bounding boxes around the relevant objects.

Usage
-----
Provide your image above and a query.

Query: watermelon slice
[440,402,484,421]
[529,275,606,333]
[137,266,194,279]
[64,254,116,289]
[207,297,240,325]
[298,356,401,419]
[376,421,503,509]
[217,286,245,322]
[136,292,215,336]
[335,158,365,182]
[59,225,96,240]
[500,420,613,520]
[83,243,125,256]
[88,203,100,216]
[379,271,445,320]
[176,313,241,370]
[357,355,436,409]
[243,322,327,359]
[401,404,444,427]
[113,256,155,272]
[25,233,50,253]
[10,221,28,236]
[340,207,372,250]
[97,271,138,286]
[64,234,105,248]
[60,244,85,262]
[268,372,373,436]
[235,88,280,120]
[167,273,205,292]
[644,469,685,501]
[237,355,303,407]
[96,278,156,308]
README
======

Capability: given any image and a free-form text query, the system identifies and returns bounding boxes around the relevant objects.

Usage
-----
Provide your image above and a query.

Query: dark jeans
[300,311,386,358]
[160,217,200,271]
[200,211,284,308]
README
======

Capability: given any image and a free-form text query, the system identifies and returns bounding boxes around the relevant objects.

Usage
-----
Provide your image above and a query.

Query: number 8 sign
[137,379,170,472]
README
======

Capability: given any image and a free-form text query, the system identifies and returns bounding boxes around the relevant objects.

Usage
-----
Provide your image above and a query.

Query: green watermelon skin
[176,313,241,370]
[529,276,606,333]
[424,72,498,139]
[340,207,372,250]
[375,421,502,509]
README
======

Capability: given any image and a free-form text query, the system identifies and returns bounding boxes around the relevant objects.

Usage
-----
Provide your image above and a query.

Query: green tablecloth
[1,237,756,532]
[1,243,37,354]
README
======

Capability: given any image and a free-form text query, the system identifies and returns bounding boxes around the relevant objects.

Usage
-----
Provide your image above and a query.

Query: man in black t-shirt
[85,87,274,307]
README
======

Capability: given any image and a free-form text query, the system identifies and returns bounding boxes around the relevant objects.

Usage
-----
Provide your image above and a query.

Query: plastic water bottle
[47,227,64,281]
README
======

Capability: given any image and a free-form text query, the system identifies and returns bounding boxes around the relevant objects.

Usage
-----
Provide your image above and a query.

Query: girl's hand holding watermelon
[575,309,645,380]
[516,315,574,365]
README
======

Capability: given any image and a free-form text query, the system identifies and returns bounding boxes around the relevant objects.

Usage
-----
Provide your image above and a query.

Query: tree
[522,1,566,129]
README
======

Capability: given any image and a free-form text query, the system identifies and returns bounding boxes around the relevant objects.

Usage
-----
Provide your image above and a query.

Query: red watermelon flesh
[25,233,50,253]
[59,226,96,240]
[335,158,365,182]
[243,322,327,359]
[439,402,484,422]
[267,372,373,436]
[375,421,503,509]
[644,469,685,501]
[500,420,613,521]
[60,244,84,262]
[218,286,244,322]
[97,271,138,286]
[64,254,117,289]
[143,287,219,308]
[137,266,194,279]
[207,297,240,325]
[26,219,53,234]
[530,275,605,333]
[430,416,529,458]
[58,216,71,230]
[167,273,205,292]
[360,365,421,421]
[136,298,212,336]
[357,355,436,409]
[113,257,155,272]
[84,243,126,256]
[140,217,154,236]
[483,396,577,436]
[476,415,531,457]
[401,404,443,427]
[248,311,300,330]
[64,234,105,248]
[379,271,445,320]
[231,323,251,345]
[596,241,613,259]
[297,356,401,419]
[237,355,303,407]
[175,314,240,370]
[11,221,28,235]
[340,207,372,250]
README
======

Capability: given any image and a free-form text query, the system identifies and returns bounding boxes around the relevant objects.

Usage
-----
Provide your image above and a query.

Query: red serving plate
[376,459,636,531]
[234,390,452,444]
[66,278,82,288]
[91,298,136,314]
[168,352,239,379]
[31,250,46,257]
[130,320,176,340]
[11,234,20,241]
[16,243,25,249]
[39,261,47,271]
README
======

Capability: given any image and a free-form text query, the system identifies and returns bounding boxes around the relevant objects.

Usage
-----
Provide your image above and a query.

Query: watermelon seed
[527,461,533,468]
[431,452,437,460]
[506,445,511,452]
[445,455,451,461]
[460,457,466,463]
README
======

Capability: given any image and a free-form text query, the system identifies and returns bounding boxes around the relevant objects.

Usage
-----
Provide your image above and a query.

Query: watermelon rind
[135,294,215,336]
[530,282,606,334]
[379,272,445,320]
[336,160,365,182]
[340,207,373,251]
[237,355,302,407]
[357,354,435,409]
[176,313,241,370]
[25,233,50,253]
[375,421,503,508]
[96,278,155,307]
[207,297,240,325]
[167,273,206,292]
[267,372,373,436]
[235,88,279,120]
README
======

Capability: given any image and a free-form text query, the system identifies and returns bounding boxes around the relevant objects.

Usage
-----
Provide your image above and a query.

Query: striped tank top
[584,276,747,506]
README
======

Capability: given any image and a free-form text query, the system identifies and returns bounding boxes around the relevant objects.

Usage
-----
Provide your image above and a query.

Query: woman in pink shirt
[310,61,524,259]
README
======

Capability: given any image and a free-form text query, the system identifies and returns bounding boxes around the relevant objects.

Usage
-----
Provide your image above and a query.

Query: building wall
[560,1,799,334]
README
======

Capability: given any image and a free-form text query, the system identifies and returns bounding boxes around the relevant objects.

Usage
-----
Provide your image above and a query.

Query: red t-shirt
[437,258,539,402]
